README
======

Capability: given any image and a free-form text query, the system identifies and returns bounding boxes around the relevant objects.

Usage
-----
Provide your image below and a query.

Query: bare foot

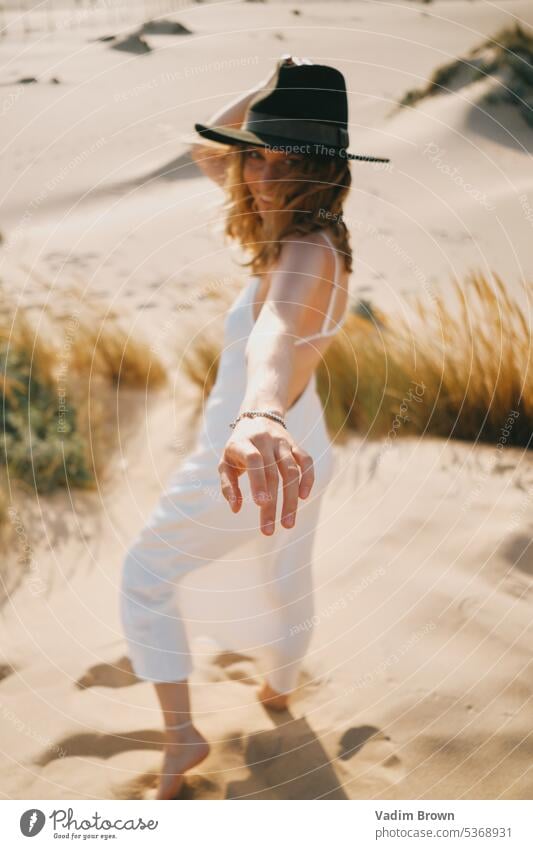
[156,724,210,799]
[257,680,291,711]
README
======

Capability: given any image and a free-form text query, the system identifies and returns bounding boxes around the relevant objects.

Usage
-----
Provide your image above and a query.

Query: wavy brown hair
[223,146,353,276]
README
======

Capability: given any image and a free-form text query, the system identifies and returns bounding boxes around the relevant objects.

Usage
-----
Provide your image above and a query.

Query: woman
[120,57,390,799]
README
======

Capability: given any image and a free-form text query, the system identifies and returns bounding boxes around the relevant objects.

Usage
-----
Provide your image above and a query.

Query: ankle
[164,719,196,742]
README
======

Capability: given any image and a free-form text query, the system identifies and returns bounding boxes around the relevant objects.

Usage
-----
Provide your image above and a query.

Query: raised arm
[189,86,259,186]
[190,56,302,187]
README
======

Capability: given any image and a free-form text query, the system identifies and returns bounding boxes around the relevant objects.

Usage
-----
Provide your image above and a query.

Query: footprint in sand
[210,651,325,697]
[34,727,164,768]
[337,724,388,760]
[33,726,187,800]
[0,663,15,682]
[75,655,139,690]
[336,724,405,786]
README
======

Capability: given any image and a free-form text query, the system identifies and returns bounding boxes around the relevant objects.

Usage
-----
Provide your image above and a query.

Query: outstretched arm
[217,236,334,536]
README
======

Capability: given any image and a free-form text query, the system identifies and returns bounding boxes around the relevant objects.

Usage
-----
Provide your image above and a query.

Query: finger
[291,446,315,499]
[274,441,301,528]
[243,446,269,510]
[256,447,279,535]
[218,460,243,512]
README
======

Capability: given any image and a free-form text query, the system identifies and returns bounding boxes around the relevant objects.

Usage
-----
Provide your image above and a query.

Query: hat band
[245,110,349,149]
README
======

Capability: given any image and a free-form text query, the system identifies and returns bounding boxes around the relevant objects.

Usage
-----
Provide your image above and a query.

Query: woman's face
[242,146,306,215]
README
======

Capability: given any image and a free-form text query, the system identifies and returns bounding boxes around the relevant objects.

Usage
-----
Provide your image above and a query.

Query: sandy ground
[0,0,532,799]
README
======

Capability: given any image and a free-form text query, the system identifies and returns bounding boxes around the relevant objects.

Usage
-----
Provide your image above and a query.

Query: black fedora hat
[195,61,391,164]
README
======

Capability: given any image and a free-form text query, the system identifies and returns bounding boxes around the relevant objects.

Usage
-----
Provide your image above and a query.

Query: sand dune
[0,410,531,799]
[0,0,532,800]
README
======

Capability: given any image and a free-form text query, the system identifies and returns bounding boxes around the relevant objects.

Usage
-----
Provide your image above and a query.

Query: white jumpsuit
[120,231,346,694]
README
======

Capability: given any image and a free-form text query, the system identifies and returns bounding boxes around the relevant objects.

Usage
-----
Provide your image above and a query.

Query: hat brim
[194,123,390,163]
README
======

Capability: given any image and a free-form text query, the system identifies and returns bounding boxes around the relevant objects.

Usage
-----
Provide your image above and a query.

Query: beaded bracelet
[229,409,287,430]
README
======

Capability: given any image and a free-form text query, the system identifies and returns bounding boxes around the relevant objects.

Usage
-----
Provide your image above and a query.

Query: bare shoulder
[272,231,336,294]
[262,229,347,344]
[269,232,335,304]
[274,230,336,280]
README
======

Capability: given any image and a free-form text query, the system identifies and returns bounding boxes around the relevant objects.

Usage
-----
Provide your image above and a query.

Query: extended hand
[218,415,315,535]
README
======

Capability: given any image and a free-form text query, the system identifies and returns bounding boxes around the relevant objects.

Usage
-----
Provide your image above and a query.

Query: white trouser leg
[120,458,261,683]
[121,446,328,687]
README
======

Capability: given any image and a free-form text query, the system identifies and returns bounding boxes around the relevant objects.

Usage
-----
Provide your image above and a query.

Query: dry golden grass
[322,270,533,446]
[0,285,167,497]
[183,270,533,449]
[63,300,167,389]
[181,330,222,409]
